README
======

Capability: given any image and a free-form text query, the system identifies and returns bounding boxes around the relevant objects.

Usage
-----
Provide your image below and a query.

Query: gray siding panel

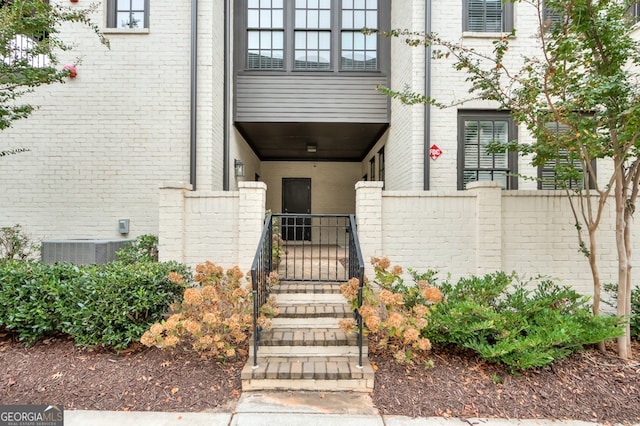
[235,74,389,123]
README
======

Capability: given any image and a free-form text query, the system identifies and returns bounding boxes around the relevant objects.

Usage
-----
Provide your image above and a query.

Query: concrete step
[277,304,352,319]
[241,356,374,392]
[275,293,346,304]
[273,281,343,294]
[259,328,359,346]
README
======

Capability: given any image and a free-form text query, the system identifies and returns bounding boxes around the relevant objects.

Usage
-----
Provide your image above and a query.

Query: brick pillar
[355,181,384,279]
[158,181,192,263]
[467,181,503,274]
[238,182,267,273]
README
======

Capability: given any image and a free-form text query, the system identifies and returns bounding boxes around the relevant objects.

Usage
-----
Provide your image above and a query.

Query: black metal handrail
[348,214,366,368]
[250,213,365,367]
[250,213,274,367]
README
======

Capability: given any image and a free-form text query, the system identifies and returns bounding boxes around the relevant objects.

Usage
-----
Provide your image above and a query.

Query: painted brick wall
[356,182,640,295]
[0,0,224,244]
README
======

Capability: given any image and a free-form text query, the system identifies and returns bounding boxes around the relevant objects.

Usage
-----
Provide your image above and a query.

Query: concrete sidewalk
[63,391,633,426]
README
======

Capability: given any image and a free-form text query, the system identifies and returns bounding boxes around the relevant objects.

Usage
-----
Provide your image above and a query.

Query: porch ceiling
[235,122,389,161]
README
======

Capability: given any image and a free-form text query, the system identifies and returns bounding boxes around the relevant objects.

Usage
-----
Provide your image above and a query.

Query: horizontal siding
[235,74,389,123]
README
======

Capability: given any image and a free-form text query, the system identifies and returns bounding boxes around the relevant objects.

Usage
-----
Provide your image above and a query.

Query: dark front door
[282,178,311,241]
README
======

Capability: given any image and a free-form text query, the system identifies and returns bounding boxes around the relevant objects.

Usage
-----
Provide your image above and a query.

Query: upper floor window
[458,111,518,190]
[295,0,332,69]
[107,0,149,29]
[247,0,284,69]
[463,0,514,33]
[341,0,378,70]
[244,0,381,72]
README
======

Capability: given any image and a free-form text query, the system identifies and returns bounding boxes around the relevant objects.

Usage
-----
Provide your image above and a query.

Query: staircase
[241,280,374,392]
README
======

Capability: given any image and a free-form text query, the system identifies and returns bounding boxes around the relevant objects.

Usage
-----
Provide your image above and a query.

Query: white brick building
[1,0,639,294]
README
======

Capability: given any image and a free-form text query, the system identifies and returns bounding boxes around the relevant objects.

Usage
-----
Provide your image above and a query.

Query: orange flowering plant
[339,257,442,364]
[141,261,279,360]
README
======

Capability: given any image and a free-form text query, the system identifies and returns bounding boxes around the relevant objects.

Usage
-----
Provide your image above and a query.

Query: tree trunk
[615,166,630,359]
[588,226,600,317]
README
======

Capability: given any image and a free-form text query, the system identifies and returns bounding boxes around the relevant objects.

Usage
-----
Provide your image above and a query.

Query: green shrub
[425,272,624,371]
[604,283,640,339]
[0,260,190,349]
[116,234,159,264]
[0,261,77,342]
[57,261,190,349]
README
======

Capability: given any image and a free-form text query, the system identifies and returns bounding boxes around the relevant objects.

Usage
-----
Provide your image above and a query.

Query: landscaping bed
[1,332,639,424]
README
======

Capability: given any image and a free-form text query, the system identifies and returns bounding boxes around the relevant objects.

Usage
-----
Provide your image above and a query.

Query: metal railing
[250,213,274,367]
[250,214,365,367]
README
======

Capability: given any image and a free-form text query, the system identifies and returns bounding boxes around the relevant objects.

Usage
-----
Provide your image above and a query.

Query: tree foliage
[380,0,640,357]
[0,0,108,131]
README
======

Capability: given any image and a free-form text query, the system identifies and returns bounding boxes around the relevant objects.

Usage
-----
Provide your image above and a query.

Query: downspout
[423,0,432,191]
[190,0,198,190]
[223,0,231,191]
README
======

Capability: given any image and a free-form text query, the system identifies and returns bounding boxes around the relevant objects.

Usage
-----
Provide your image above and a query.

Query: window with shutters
[458,111,518,190]
[463,0,514,33]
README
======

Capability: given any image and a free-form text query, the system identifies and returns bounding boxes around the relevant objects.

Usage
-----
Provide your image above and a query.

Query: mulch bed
[1,331,639,424]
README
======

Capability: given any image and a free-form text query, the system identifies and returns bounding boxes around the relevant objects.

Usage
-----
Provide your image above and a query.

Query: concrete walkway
[63,391,635,426]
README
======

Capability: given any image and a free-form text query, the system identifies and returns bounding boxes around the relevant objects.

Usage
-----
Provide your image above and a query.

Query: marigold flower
[423,287,443,304]
[339,319,356,334]
[150,323,164,335]
[378,257,391,270]
[391,265,403,275]
[225,348,236,358]
[417,280,428,290]
[365,315,381,333]
[198,335,214,348]
[183,288,203,306]
[387,312,404,328]
[413,305,429,318]
[140,331,158,347]
[403,327,420,343]
[201,285,217,300]
[415,318,428,329]
[394,349,407,364]
[183,319,202,336]
[165,314,181,331]
[163,335,180,347]
[167,272,184,284]
[202,312,220,326]
[416,338,432,351]
[379,289,396,306]
[358,304,377,319]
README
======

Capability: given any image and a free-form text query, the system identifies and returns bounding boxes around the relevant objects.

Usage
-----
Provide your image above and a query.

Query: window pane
[354,11,365,28]
[464,145,478,168]
[343,10,354,27]
[319,10,331,27]
[295,31,306,48]
[272,31,283,49]
[273,0,283,7]
[343,0,353,8]
[248,0,259,7]
[366,11,377,26]
[308,10,319,28]
[117,0,131,9]
[296,10,306,27]
[248,10,260,27]
[248,31,260,49]
[131,0,144,10]
[273,10,284,27]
